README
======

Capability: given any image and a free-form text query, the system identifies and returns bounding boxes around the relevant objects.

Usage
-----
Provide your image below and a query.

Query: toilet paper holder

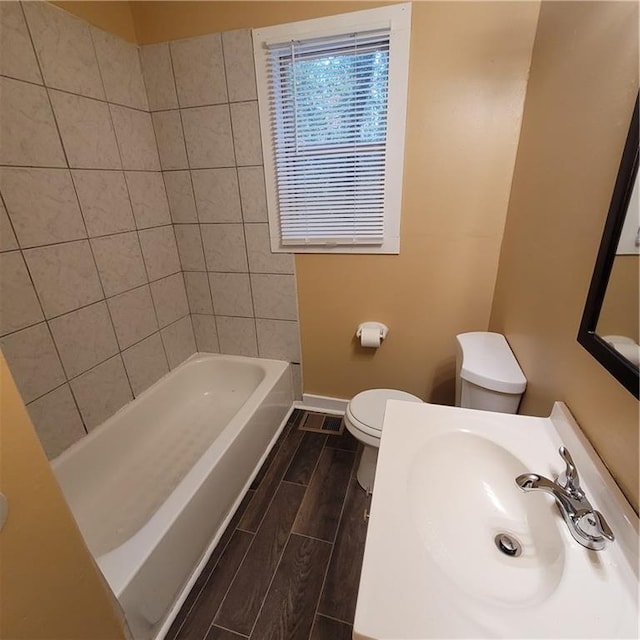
[356,322,389,344]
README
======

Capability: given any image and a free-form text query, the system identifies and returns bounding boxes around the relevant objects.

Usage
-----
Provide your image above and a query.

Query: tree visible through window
[284,49,389,148]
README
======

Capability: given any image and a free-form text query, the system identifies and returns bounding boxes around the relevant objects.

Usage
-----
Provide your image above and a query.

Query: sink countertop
[354,401,639,639]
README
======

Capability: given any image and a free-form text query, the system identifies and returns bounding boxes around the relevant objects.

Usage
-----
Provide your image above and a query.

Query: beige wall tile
[0,77,66,167]
[0,168,86,247]
[230,102,262,166]
[250,274,298,321]
[24,240,103,318]
[192,314,219,352]
[0,322,66,403]
[23,1,104,99]
[201,223,248,272]
[72,170,135,237]
[216,316,257,357]
[244,223,294,274]
[222,29,256,102]
[138,225,181,281]
[27,384,86,458]
[291,363,302,400]
[161,316,196,368]
[107,285,158,350]
[171,34,227,107]
[50,90,121,169]
[174,224,205,271]
[92,27,148,110]
[0,251,44,336]
[125,171,172,229]
[110,105,160,171]
[256,319,300,362]
[70,355,132,430]
[49,301,118,378]
[182,105,235,169]
[209,272,253,317]
[192,168,241,222]
[163,171,197,223]
[152,110,188,170]
[0,2,42,84]
[122,332,169,396]
[150,272,189,327]
[238,166,267,222]
[184,272,213,314]
[90,232,147,296]
[140,43,178,111]
[0,202,18,252]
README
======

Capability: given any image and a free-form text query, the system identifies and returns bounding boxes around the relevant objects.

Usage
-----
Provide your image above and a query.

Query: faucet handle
[556,446,583,496]
[575,509,615,544]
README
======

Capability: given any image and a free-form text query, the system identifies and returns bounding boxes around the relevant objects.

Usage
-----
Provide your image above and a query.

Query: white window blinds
[266,29,390,246]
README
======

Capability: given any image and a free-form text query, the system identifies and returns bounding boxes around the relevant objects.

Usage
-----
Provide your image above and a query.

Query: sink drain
[494,533,522,557]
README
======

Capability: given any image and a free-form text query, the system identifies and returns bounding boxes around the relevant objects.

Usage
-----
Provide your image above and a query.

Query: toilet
[344,331,527,491]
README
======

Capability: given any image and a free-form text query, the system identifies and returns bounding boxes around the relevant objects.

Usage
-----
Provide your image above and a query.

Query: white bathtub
[52,353,293,640]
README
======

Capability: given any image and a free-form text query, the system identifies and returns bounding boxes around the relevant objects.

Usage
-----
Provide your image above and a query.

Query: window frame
[252,3,412,254]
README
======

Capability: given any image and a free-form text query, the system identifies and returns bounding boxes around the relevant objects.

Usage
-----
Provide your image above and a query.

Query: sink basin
[409,432,565,608]
[354,402,639,639]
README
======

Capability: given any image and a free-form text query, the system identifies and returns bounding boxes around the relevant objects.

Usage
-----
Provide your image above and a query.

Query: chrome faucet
[515,446,614,551]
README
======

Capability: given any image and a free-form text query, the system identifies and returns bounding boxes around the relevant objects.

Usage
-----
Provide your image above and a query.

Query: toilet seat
[345,389,422,442]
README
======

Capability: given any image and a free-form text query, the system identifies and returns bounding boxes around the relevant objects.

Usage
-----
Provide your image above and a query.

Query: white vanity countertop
[353,401,639,639]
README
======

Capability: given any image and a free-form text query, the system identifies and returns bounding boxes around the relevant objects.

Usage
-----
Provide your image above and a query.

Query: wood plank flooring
[166,409,370,640]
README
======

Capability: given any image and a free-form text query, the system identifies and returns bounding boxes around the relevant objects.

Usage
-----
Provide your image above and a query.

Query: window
[253,4,411,253]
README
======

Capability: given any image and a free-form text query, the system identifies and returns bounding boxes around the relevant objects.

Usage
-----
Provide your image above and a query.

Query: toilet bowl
[344,389,422,491]
[344,332,527,492]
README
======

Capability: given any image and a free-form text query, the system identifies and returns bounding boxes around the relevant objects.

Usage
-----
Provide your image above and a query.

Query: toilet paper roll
[360,326,381,348]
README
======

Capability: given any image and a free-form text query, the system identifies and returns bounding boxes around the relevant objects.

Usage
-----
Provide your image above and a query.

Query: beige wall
[0,354,127,640]
[598,255,639,343]
[130,1,392,43]
[130,0,540,403]
[52,1,137,42]
[297,1,540,401]
[490,1,639,510]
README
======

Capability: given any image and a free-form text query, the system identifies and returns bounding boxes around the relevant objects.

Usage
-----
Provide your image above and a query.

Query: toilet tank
[455,332,527,413]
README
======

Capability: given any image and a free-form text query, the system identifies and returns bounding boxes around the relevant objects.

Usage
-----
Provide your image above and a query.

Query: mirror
[578,94,639,399]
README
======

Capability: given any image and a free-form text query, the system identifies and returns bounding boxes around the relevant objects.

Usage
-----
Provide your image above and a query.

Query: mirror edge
[578,93,639,400]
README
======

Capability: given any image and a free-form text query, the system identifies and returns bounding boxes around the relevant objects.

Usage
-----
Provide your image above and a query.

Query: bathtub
[52,353,293,640]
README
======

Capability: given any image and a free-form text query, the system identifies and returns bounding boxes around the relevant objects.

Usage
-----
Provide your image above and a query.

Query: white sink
[354,402,639,639]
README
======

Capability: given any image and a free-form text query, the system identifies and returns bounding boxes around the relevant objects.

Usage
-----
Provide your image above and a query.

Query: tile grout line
[166,37,221,354]
[218,32,262,359]
[172,528,255,640]
[314,611,356,628]
[17,2,99,433]
[242,440,307,638]
[88,25,174,379]
[308,443,362,634]
[165,489,257,640]
[199,529,256,640]
[244,426,306,535]
[245,419,330,640]
[55,24,138,405]
[209,623,249,639]
[0,269,185,341]
[0,72,153,114]
[18,309,192,410]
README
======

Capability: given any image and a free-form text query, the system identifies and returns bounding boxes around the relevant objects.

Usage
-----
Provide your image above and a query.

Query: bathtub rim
[51,352,287,471]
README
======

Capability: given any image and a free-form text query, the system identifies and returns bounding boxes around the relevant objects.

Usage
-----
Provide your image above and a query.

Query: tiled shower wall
[140,31,301,373]
[0,2,301,459]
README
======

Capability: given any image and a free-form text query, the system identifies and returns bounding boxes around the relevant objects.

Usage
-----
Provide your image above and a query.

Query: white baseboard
[296,393,349,415]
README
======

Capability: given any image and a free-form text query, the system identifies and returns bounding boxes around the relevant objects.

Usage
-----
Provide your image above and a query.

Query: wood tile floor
[166,409,370,640]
